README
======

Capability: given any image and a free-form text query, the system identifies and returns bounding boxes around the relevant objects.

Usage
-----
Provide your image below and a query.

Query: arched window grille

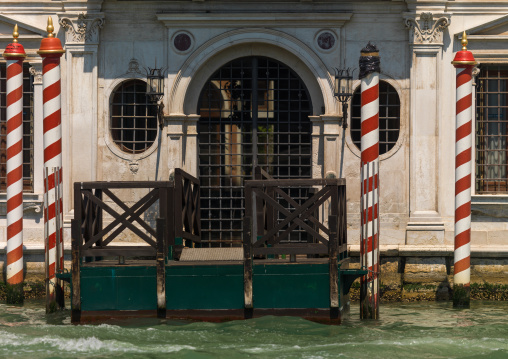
[350,80,400,155]
[110,79,158,154]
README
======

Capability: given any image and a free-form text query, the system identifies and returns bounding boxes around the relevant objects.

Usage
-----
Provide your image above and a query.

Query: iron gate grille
[476,65,508,194]
[198,57,313,246]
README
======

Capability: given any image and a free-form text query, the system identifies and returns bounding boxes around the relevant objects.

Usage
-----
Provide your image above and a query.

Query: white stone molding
[59,13,105,44]
[170,28,335,117]
[157,12,352,28]
[403,12,450,45]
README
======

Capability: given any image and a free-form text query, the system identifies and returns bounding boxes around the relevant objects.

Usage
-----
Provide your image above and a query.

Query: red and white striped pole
[38,17,65,312]
[359,43,380,319]
[451,32,476,308]
[3,25,26,304]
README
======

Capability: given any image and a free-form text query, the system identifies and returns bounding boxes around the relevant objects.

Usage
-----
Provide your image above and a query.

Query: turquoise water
[0,300,507,358]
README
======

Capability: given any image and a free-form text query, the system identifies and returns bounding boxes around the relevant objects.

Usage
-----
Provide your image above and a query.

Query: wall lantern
[334,67,355,129]
[146,66,166,128]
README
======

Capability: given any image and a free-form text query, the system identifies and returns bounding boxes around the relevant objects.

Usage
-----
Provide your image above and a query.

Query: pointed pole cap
[37,16,65,58]
[3,24,26,59]
[452,31,477,68]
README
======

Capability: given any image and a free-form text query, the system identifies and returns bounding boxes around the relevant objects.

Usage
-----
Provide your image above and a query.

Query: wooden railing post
[71,218,81,323]
[243,216,253,319]
[156,218,166,319]
[328,214,339,319]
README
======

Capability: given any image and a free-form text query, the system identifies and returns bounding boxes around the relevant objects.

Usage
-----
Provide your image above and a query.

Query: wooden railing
[72,181,172,258]
[243,171,347,319]
[174,168,201,246]
[244,172,347,258]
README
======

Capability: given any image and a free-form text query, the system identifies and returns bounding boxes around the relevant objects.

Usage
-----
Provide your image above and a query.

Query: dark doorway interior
[198,56,313,245]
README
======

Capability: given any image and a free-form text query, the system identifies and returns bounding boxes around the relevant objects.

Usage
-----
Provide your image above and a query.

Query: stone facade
[0,0,507,286]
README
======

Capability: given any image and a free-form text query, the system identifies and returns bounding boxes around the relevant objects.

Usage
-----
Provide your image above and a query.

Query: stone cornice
[157,12,352,28]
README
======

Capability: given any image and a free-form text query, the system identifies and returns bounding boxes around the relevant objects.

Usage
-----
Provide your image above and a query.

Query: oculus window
[110,80,157,154]
[350,80,400,155]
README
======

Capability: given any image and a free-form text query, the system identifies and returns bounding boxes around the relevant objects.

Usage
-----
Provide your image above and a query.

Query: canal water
[0,300,507,358]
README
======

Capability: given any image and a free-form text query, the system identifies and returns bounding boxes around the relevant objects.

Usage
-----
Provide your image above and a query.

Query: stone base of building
[1,245,508,302]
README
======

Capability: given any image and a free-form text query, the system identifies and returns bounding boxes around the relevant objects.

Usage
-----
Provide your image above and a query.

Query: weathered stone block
[403,256,449,285]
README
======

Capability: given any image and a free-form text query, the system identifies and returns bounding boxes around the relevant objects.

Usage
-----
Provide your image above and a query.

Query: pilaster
[403,12,450,244]
[322,115,341,179]
[58,13,104,213]
[165,114,185,177]
[309,116,324,179]
[184,115,200,177]
[29,62,44,194]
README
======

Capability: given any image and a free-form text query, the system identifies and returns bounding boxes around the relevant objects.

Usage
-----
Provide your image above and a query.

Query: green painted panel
[78,262,344,312]
[253,263,330,309]
[166,265,244,309]
[81,266,157,311]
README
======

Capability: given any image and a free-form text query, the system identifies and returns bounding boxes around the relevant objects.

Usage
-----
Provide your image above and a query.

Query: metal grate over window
[0,63,34,192]
[198,57,312,246]
[350,80,400,155]
[476,65,508,194]
[110,79,158,154]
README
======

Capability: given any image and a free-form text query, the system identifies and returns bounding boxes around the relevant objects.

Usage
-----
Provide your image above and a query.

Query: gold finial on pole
[461,31,468,51]
[13,24,19,43]
[47,16,55,38]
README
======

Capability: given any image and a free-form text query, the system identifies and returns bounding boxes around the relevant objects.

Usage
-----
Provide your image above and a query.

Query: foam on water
[0,300,507,358]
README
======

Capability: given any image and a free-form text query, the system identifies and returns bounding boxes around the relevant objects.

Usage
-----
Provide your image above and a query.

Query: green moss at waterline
[349,281,508,302]
[2,280,508,302]
[470,283,508,300]
[0,281,70,301]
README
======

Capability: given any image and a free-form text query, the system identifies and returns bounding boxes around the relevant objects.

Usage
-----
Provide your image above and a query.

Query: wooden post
[156,218,166,319]
[243,216,253,319]
[451,32,476,308]
[359,43,381,319]
[71,218,81,323]
[3,25,27,304]
[328,214,339,319]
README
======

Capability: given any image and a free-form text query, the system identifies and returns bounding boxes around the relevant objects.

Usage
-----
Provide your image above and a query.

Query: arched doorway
[197,56,313,245]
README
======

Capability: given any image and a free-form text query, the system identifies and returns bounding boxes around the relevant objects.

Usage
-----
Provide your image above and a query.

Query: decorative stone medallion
[316,31,336,51]
[173,32,192,52]
[129,161,139,174]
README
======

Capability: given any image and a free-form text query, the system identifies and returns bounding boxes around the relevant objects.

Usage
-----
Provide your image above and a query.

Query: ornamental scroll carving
[59,13,105,44]
[404,12,450,45]
[29,63,43,85]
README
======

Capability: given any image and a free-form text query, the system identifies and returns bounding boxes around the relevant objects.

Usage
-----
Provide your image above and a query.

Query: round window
[350,80,400,155]
[110,80,158,154]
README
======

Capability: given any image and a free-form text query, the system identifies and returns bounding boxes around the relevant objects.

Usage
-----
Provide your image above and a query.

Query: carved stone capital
[472,64,481,86]
[29,63,43,85]
[59,13,105,44]
[404,12,450,45]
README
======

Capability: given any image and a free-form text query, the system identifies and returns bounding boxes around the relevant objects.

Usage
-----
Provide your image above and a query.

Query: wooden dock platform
[66,168,367,324]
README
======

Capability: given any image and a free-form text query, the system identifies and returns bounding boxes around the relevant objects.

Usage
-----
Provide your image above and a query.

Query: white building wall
[1,1,508,278]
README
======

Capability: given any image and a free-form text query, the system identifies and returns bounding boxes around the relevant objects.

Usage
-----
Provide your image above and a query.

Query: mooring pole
[3,25,26,304]
[451,32,476,308]
[359,43,380,319]
[37,17,65,313]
